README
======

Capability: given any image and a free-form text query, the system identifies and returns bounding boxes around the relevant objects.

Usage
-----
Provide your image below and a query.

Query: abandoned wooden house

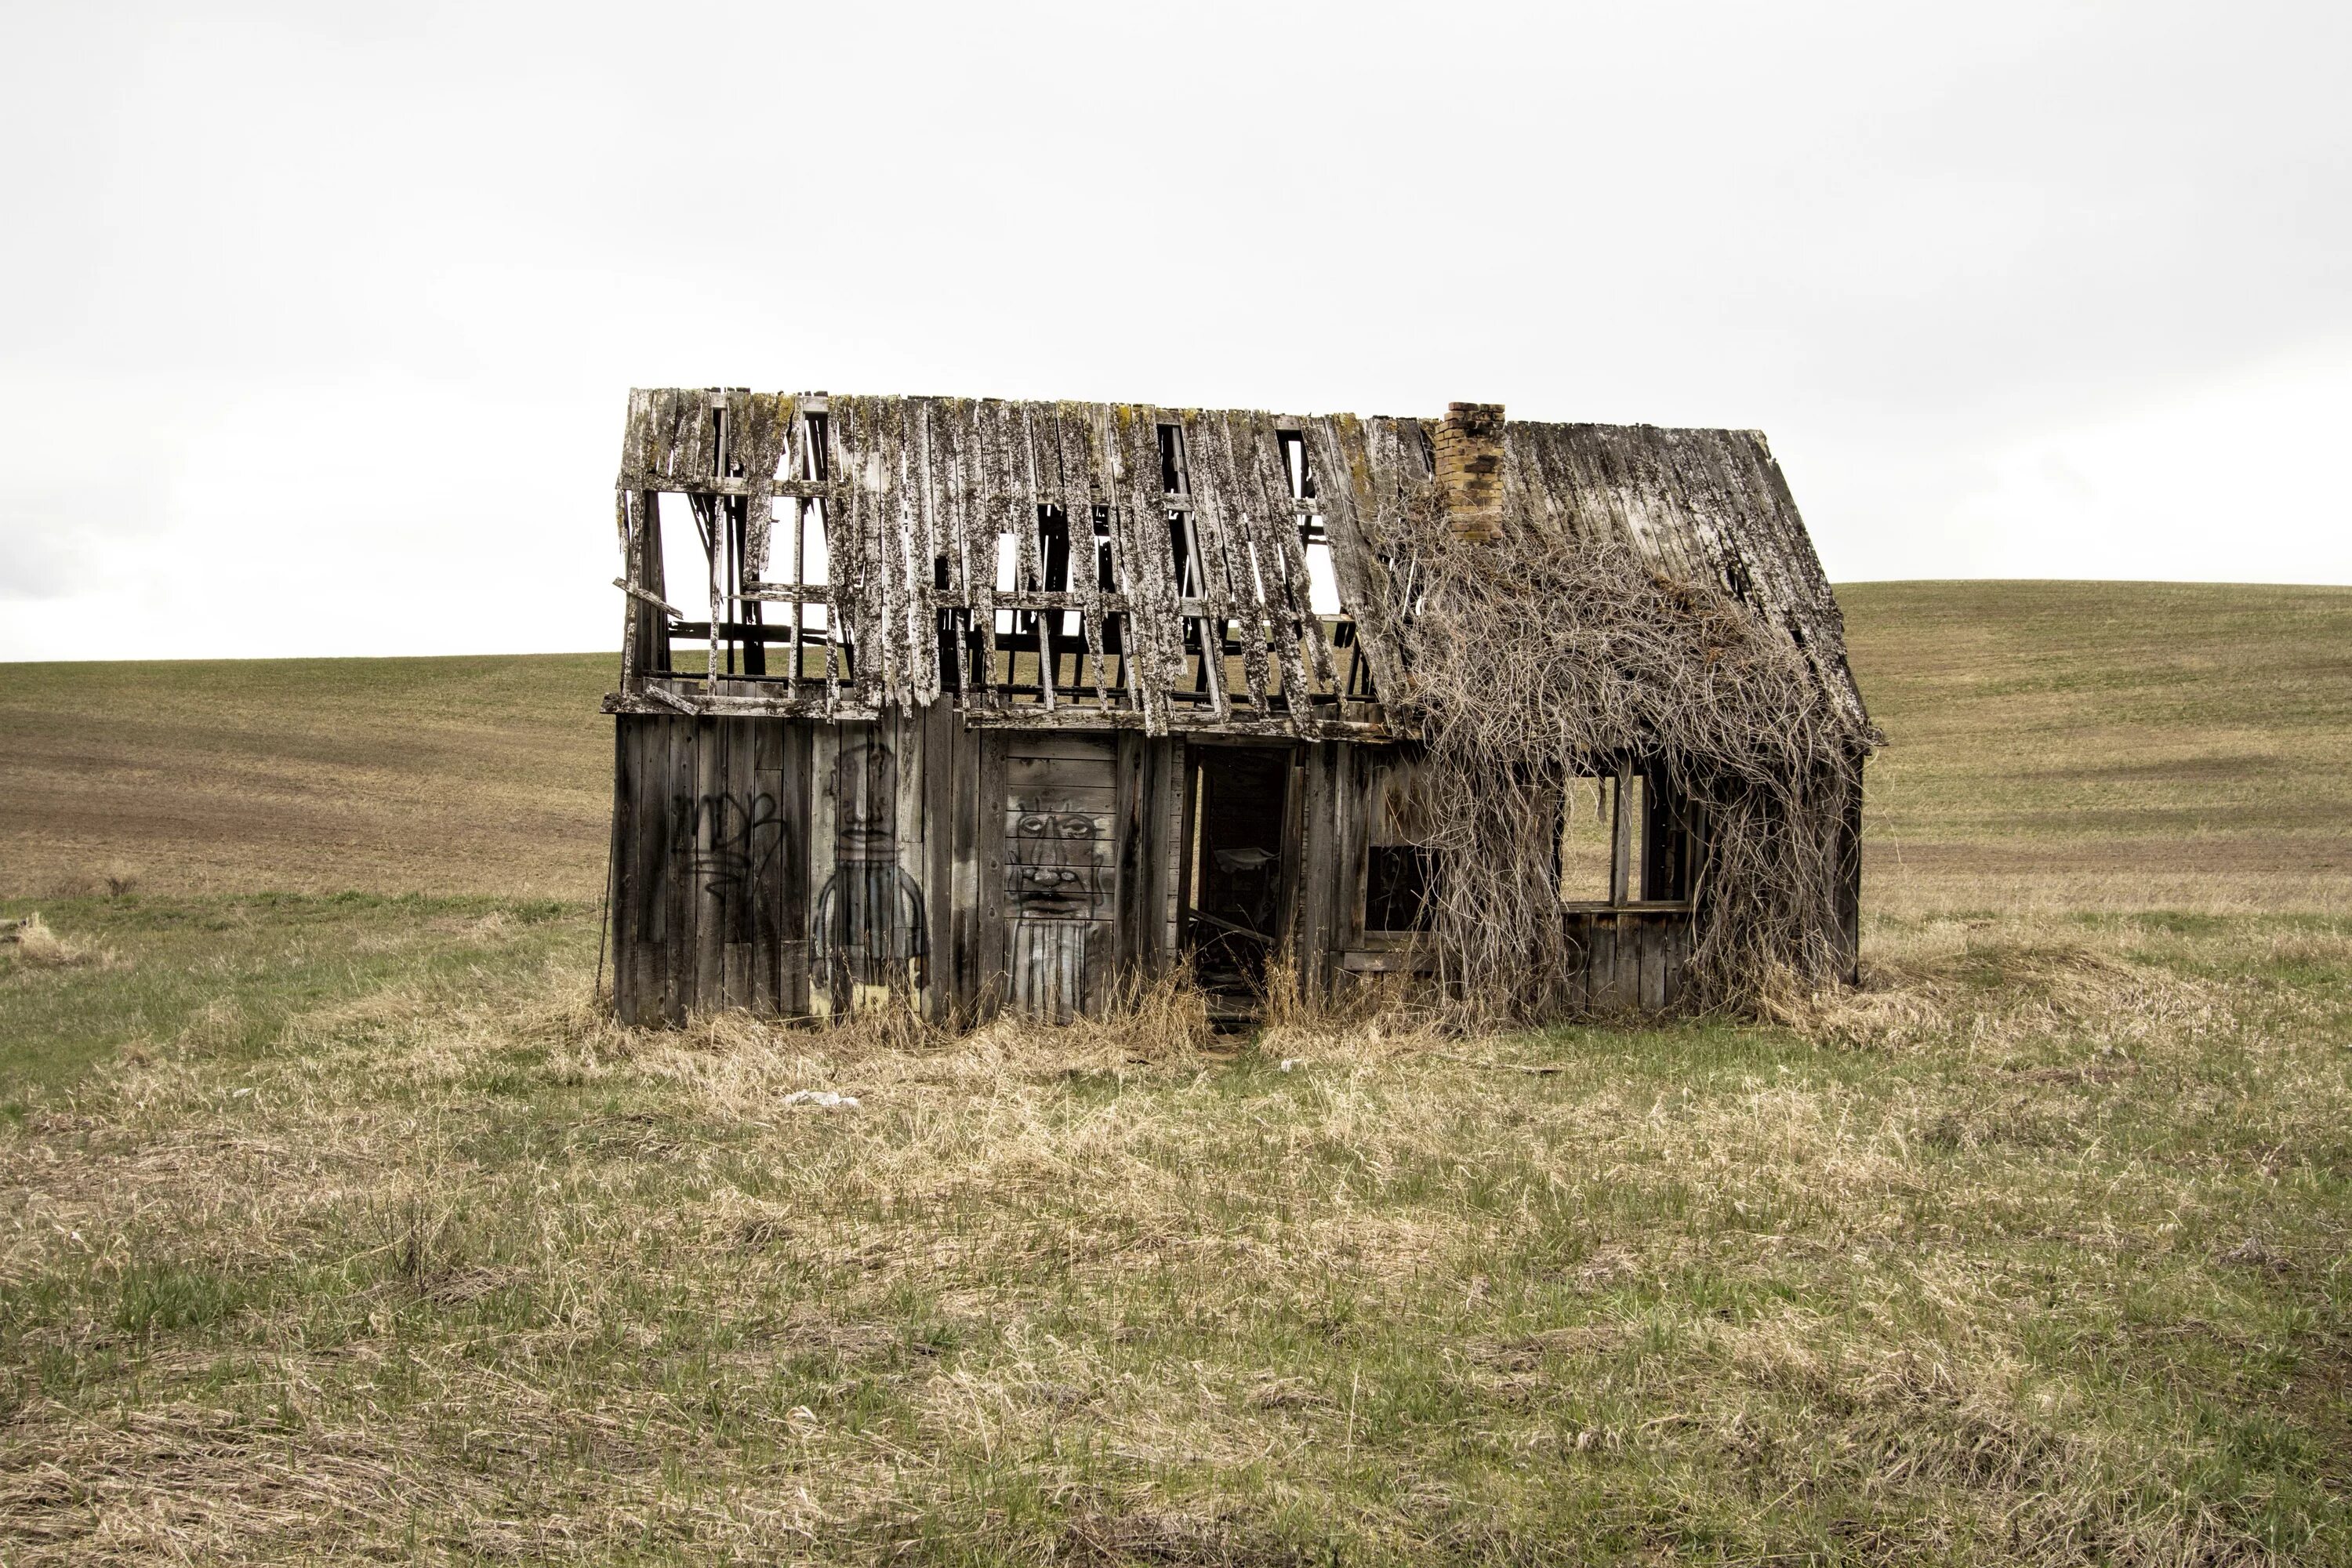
[602,389,1870,1027]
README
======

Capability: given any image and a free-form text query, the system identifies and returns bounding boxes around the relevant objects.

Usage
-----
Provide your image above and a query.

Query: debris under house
[602,390,1874,1027]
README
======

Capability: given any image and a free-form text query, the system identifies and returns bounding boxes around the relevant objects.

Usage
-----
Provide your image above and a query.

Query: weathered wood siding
[613,714,1182,1026]
[616,717,1708,1025]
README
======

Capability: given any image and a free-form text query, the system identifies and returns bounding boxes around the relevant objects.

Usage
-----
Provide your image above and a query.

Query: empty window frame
[1557,763,1696,909]
[975,500,1131,710]
[1279,428,1373,703]
[1362,757,1697,934]
[628,400,839,691]
[1149,422,1352,717]
[1364,755,1441,931]
[757,406,840,690]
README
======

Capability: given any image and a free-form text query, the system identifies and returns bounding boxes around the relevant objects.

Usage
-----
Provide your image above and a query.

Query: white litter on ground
[782,1090,860,1110]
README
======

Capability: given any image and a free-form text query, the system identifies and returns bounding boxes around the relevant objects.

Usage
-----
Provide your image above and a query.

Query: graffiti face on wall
[813,742,927,985]
[833,739,898,862]
[1007,805,1107,923]
[1004,792,1114,1022]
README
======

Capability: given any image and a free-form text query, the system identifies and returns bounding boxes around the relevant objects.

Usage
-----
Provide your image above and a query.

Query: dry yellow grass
[0,909,2345,1562]
[0,913,117,971]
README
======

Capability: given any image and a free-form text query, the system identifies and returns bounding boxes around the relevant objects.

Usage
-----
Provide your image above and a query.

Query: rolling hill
[3,580,2348,913]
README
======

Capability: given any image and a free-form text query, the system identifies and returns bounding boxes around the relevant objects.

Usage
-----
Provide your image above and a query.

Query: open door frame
[1176,739,1303,998]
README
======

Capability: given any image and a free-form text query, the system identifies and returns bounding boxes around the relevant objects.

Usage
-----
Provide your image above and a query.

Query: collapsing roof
[608,389,1868,740]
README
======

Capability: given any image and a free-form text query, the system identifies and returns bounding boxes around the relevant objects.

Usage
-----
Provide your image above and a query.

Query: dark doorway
[1182,745,1293,995]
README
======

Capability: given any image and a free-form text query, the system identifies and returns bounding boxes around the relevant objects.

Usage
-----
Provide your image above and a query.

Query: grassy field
[1847,582,2352,916]
[1,583,2347,1563]
[0,655,611,900]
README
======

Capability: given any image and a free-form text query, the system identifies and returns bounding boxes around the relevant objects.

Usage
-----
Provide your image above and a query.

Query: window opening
[1280,426,1353,698]
[799,407,838,688]
[655,491,710,676]
[621,399,844,691]
[1160,422,1224,713]
[1558,773,1617,904]
[993,530,1018,603]
[1550,764,1695,908]
[1366,756,1442,931]
[1641,768,1693,902]
[1305,539,1341,616]
[1037,505,1077,644]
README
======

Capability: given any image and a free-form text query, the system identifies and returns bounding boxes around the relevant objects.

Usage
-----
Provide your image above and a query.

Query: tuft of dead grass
[1,913,120,971]
[1764,915,2227,1054]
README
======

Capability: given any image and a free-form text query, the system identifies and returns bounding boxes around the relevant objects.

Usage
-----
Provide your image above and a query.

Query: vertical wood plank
[1565,911,1591,1013]
[1588,914,1617,1011]
[721,719,754,1011]
[949,713,983,1017]
[1338,744,1376,949]
[634,717,669,1025]
[1076,919,1103,1021]
[922,699,957,1022]
[1156,738,1185,961]
[609,719,639,1022]
[693,716,724,1011]
[663,717,694,1025]
[1276,746,1307,956]
[808,723,840,1019]
[1610,762,1635,907]
[1295,742,1338,998]
[750,719,782,1014]
[892,709,927,1010]
[1661,917,1686,1010]
[779,720,812,1017]
[1838,760,1864,985]
[974,729,1010,1016]
[1613,909,1638,1011]
[1639,916,1666,1012]
[1173,740,1198,964]
[1132,735,1172,973]
[1113,731,1145,972]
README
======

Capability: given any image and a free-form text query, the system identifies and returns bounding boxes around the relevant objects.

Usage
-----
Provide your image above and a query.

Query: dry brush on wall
[1388,499,1875,1023]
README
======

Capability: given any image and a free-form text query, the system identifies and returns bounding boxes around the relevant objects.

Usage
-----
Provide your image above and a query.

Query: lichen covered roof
[614,389,1867,738]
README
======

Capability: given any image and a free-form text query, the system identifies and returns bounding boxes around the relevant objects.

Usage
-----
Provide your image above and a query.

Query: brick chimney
[1432,401,1505,541]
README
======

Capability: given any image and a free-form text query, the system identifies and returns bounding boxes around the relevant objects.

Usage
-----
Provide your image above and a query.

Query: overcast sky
[4,2,2347,660]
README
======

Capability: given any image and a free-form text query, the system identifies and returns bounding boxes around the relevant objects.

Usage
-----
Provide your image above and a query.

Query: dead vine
[1387,502,1874,1024]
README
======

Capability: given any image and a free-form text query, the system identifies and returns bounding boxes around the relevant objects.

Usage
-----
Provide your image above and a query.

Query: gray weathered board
[613,715,1184,1025]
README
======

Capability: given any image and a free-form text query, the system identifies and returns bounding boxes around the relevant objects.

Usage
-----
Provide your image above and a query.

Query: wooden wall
[612,713,1181,1026]
[613,717,1714,1025]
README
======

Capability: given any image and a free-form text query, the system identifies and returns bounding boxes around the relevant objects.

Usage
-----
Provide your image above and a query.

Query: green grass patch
[0,893,593,1099]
